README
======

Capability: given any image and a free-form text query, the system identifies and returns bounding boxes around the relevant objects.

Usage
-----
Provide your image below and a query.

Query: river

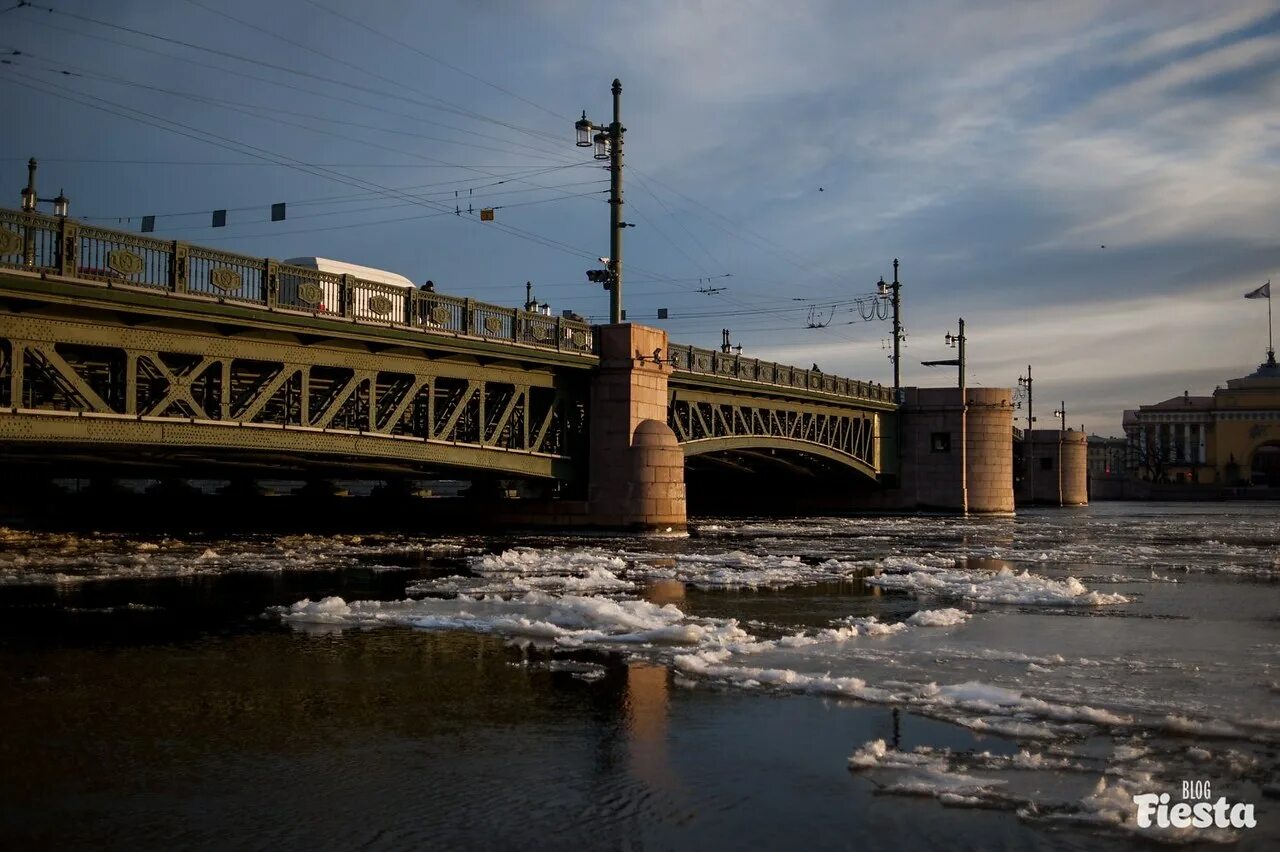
[0,502,1276,849]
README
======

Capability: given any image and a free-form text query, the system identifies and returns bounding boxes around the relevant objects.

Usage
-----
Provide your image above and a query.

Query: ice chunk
[867,565,1129,606]
[906,608,971,626]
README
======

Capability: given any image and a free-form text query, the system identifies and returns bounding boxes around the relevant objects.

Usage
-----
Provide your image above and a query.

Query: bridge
[0,206,949,530]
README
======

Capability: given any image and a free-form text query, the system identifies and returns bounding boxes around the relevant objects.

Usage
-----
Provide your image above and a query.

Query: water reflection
[625,663,675,792]
[643,579,686,605]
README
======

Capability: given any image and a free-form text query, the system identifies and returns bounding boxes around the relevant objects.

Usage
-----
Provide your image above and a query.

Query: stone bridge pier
[895,386,1015,514]
[587,324,687,532]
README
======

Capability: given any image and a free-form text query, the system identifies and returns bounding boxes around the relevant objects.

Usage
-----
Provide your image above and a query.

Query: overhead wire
[77,163,595,221]
[10,14,578,164]
[93,180,609,233]
[0,157,573,168]
[178,0,570,150]
[187,187,610,242]
[6,52,575,189]
[297,0,572,124]
[17,2,572,153]
[1,68,609,262]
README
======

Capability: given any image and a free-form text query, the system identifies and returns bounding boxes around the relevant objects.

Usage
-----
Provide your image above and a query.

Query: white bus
[282,256,417,324]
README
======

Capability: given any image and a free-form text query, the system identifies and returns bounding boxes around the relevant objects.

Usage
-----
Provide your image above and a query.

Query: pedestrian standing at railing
[419,280,439,326]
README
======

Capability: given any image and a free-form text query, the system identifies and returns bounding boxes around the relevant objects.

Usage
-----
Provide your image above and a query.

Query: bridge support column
[899,387,1015,514]
[588,324,687,532]
[1018,429,1088,506]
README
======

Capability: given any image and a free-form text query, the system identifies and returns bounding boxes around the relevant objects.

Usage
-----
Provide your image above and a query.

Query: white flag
[1245,281,1270,299]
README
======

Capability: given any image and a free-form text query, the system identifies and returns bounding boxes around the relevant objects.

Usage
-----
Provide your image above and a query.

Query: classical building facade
[1087,435,1126,477]
[1123,355,1280,486]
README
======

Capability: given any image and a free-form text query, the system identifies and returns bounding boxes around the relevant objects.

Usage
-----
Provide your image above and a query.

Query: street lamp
[20,158,69,216]
[1018,365,1036,503]
[876,258,903,395]
[1052,400,1067,505]
[574,79,626,324]
[921,318,968,514]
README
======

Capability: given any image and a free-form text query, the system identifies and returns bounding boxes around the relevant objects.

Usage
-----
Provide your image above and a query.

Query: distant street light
[574,79,626,324]
[1018,365,1036,502]
[922,318,968,514]
[1052,400,1068,504]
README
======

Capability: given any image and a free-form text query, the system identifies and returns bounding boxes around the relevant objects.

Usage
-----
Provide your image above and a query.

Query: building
[1123,353,1280,486]
[1087,435,1126,477]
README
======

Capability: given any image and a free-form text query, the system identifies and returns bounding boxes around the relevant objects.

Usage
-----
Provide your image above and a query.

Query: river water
[1,502,1276,849]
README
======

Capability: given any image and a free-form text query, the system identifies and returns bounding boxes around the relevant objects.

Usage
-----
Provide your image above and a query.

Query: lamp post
[921,318,967,513]
[20,158,69,216]
[19,158,69,269]
[575,79,626,324]
[948,319,967,515]
[1018,365,1035,502]
[876,258,904,395]
[1052,400,1067,505]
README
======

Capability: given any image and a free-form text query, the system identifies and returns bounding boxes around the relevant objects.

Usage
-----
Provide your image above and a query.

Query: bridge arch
[680,435,879,481]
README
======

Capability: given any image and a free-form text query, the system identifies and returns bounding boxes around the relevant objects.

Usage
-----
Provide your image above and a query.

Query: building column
[1182,423,1190,464]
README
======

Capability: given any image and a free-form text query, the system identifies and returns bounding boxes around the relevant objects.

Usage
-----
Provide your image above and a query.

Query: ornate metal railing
[668,344,894,404]
[0,207,595,357]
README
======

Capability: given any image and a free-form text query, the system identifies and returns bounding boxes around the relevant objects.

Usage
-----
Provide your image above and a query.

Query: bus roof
[283,257,416,289]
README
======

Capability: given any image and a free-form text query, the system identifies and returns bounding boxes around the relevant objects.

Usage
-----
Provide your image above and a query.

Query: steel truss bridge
[0,207,896,483]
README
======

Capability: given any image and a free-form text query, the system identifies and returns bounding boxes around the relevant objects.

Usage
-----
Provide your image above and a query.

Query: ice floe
[867,564,1130,606]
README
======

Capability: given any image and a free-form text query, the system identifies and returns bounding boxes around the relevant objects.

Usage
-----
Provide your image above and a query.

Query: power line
[629,165,853,293]
[79,165,596,221]
[85,178,607,228]
[17,2,571,153]
[0,157,573,168]
[27,53,575,163]
[7,52,570,188]
[179,0,569,149]
[13,14,577,164]
[298,0,572,124]
[7,51,605,230]
[2,68,610,263]
[186,187,609,242]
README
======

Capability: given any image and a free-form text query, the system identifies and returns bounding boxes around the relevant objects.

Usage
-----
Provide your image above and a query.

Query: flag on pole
[1245,281,1270,299]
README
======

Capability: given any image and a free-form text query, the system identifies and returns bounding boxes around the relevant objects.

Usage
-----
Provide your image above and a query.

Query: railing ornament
[107,249,144,278]
[367,294,393,316]
[297,282,324,305]
[0,230,22,256]
[209,267,243,292]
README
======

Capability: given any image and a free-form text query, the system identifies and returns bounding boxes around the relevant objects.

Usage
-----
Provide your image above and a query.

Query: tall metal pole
[1025,364,1034,504]
[958,317,967,515]
[21,158,36,269]
[21,158,37,211]
[1268,286,1274,362]
[891,258,902,393]
[608,78,624,325]
[1057,400,1066,506]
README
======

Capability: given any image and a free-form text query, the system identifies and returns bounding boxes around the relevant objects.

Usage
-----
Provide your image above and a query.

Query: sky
[3,0,1279,435]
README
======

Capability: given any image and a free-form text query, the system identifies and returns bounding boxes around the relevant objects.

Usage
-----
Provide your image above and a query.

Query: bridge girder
[0,312,587,480]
